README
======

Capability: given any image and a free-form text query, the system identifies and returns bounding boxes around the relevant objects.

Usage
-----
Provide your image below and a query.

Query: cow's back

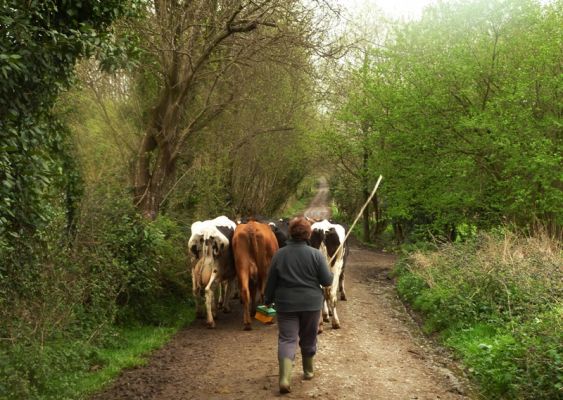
[311,220,348,268]
[233,221,278,275]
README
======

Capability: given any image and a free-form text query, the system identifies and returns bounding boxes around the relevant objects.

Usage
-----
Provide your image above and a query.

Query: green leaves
[1,5,145,395]
[326,0,562,241]
[396,232,562,398]
[0,0,142,240]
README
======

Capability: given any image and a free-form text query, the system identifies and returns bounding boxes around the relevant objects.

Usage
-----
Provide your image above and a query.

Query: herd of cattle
[188,216,349,331]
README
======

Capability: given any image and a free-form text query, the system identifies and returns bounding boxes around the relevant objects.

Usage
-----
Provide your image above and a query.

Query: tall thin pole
[329,175,383,264]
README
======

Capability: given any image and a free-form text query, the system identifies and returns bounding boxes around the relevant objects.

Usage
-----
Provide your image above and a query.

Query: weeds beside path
[395,232,562,399]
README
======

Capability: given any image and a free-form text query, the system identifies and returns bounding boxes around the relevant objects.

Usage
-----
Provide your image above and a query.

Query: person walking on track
[264,216,333,394]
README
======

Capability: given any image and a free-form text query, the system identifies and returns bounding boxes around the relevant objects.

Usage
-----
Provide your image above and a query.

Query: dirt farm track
[91,181,470,400]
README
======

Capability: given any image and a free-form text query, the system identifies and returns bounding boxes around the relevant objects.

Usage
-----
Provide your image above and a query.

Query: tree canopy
[323,0,562,241]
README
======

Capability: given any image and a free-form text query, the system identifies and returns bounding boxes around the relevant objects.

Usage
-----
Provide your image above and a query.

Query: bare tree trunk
[393,222,405,244]
[134,140,177,219]
[134,99,178,219]
[362,187,370,242]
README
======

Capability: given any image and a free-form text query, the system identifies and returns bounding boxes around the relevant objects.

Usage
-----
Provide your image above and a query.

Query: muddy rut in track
[92,179,471,400]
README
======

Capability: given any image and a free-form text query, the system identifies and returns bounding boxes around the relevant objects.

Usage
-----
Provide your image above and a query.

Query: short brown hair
[289,217,311,241]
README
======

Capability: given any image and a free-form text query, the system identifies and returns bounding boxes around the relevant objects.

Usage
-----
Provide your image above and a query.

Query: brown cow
[232,221,279,330]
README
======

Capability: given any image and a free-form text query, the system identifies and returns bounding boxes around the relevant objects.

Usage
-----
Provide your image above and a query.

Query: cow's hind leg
[249,280,258,318]
[195,296,205,319]
[205,271,218,328]
[328,294,340,329]
[192,269,205,319]
[237,274,253,330]
[322,299,330,322]
[330,305,340,329]
[329,285,341,329]
[221,280,233,313]
[241,286,252,330]
[339,271,347,301]
[217,281,224,308]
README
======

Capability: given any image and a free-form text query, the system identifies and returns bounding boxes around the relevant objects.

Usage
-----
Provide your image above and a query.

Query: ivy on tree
[0,0,140,241]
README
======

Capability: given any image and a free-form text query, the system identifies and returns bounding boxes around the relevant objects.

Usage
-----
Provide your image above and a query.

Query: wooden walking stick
[329,175,383,264]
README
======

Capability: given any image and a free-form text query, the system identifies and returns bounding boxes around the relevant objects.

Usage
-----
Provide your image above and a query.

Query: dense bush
[0,190,191,399]
[395,230,562,399]
[0,0,140,242]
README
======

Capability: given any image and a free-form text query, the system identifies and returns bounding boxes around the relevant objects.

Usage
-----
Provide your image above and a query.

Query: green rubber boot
[278,358,293,394]
[302,356,314,380]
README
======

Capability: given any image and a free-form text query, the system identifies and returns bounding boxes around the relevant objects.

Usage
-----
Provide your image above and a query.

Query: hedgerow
[395,230,562,399]
[0,193,191,399]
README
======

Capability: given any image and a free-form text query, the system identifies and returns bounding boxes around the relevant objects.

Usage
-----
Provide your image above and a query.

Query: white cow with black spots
[188,216,237,328]
[309,219,348,331]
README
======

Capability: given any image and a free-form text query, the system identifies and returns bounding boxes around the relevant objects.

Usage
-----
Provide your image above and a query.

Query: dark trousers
[277,310,321,360]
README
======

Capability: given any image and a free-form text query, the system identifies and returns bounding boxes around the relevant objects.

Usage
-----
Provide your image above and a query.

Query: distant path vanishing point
[304,176,331,221]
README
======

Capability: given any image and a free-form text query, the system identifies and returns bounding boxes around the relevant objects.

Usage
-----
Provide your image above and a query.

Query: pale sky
[337,0,555,20]
[337,0,438,20]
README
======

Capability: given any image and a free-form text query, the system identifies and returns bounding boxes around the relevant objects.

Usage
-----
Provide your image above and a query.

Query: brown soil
[91,180,472,400]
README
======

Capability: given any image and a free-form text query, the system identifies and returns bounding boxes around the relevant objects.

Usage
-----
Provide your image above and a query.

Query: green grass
[281,196,309,218]
[63,326,183,398]
[40,308,195,400]
[394,231,562,399]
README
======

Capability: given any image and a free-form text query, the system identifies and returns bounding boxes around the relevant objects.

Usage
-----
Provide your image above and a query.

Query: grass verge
[31,307,194,400]
[393,229,562,399]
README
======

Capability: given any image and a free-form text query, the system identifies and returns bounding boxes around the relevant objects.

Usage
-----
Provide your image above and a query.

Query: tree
[325,0,562,242]
[318,8,388,241]
[385,0,562,234]
[0,0,140,242]
[127,0,340,219]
